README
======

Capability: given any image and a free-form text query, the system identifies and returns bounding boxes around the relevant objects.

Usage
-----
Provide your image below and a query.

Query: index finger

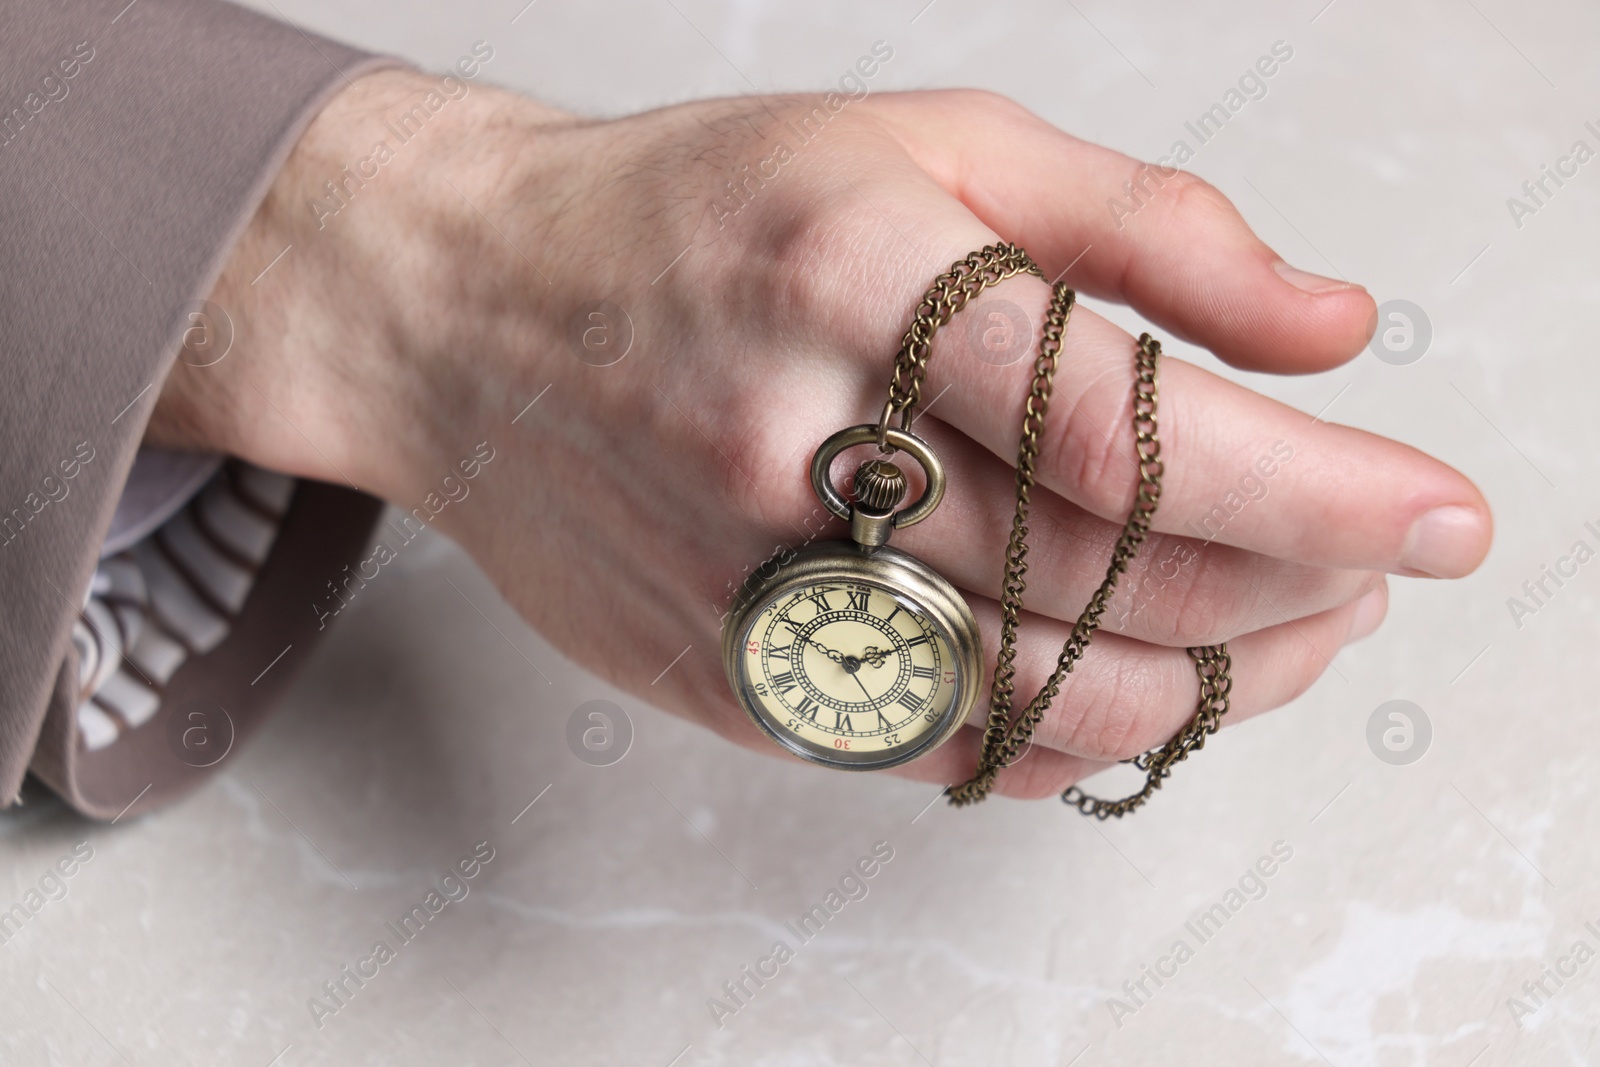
[933,286,1492,578]
[865,88,1377,375]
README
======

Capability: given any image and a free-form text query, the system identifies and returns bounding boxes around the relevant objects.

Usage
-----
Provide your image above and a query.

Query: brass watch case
[721,540,982,771]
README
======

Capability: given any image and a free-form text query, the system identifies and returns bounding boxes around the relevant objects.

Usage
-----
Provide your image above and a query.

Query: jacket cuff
[0,0,406,809]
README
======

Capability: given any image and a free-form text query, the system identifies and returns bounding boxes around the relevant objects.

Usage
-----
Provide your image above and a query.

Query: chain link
[883,243,1233,817]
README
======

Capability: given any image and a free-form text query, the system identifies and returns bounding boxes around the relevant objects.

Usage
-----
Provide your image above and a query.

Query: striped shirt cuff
[70,460,292,753]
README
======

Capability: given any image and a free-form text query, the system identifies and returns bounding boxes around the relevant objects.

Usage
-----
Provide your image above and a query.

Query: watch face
[733,578,965,769]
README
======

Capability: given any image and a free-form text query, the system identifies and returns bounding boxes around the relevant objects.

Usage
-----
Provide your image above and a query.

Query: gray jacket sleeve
[0,0,401,819]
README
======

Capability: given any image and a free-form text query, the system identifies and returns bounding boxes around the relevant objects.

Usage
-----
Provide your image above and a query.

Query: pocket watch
[720,241,1233,816]
[720,424,981,771]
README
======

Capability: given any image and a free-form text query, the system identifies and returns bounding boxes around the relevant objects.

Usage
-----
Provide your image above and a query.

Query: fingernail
[1400,505,1484,578]
[1273,260,1360,294]
[1349,587,1388,640]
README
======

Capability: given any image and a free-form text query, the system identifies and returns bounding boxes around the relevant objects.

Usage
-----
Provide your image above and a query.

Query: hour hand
[810,640,847,664]
[780,621,845,663]
[860,645,890,668]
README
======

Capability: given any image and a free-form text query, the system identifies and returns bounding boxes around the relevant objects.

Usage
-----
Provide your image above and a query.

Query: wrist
[148,67,576,510]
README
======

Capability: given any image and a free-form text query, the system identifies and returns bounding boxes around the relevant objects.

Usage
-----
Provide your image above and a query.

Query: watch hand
[849,672,874,703]
[780,620,845,663]
[860,646,890,668]
[809,639,847,664]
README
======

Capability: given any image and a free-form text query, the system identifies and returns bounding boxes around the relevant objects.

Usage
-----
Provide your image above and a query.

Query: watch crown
[852,459,908,514]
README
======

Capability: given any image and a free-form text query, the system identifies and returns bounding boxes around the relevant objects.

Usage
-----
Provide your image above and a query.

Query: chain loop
[880,245,1235,817]
[885,242,1043,430]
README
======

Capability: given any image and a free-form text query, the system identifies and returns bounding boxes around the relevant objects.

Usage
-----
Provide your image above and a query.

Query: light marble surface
[5,1,1598,1064]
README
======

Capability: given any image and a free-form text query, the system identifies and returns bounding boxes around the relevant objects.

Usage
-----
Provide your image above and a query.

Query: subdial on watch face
[739,582,959,756]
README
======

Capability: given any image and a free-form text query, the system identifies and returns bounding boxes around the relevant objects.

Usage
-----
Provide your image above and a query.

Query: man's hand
[150,69,1492,798]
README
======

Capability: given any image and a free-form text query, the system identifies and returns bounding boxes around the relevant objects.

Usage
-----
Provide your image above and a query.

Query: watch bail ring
[809,424,946,529]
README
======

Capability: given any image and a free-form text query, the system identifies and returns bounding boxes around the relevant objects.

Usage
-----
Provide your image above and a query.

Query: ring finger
[886,580,1386,798]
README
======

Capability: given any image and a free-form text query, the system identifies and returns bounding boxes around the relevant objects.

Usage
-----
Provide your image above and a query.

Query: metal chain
[882,243,1233,817]
[884,243,1043,439]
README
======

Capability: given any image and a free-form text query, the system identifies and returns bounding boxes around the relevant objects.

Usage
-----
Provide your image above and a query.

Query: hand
[802,638,849,667]
[149,70,1492,799]
[774,617,847,665]
[845,669,875,706]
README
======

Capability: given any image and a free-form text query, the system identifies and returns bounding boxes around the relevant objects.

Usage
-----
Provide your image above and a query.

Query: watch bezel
[721,540,982,771]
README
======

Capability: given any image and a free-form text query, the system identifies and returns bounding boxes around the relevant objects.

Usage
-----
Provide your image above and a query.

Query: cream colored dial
[736,580,960,764]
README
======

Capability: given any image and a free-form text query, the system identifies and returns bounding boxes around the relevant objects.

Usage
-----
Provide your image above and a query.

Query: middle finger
[890,414,1386,648]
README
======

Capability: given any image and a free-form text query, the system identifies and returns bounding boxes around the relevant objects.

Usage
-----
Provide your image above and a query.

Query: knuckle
[750,195,856,334]
[1159,544,1248,646]
[718,404,812,531]
[1113,534,1190,635]
[1061,652,1173,763]
[1154,169,1236,226]
[728,164,887,346]
[943,87,1032,123]
[1047,368,1140,517]
[665,98,879,328]
[1111,163,1240,255]
[1022,508,1096,595]
[995,751,1075,801]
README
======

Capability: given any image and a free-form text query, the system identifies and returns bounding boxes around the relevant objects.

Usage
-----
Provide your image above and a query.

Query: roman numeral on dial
[846,589,871,611]
[771,671,797,694]
[793,696,819,721]
[833,710,852,732]
[911,665,936,680]
[807,590,832,613]
[895,690,924,713]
